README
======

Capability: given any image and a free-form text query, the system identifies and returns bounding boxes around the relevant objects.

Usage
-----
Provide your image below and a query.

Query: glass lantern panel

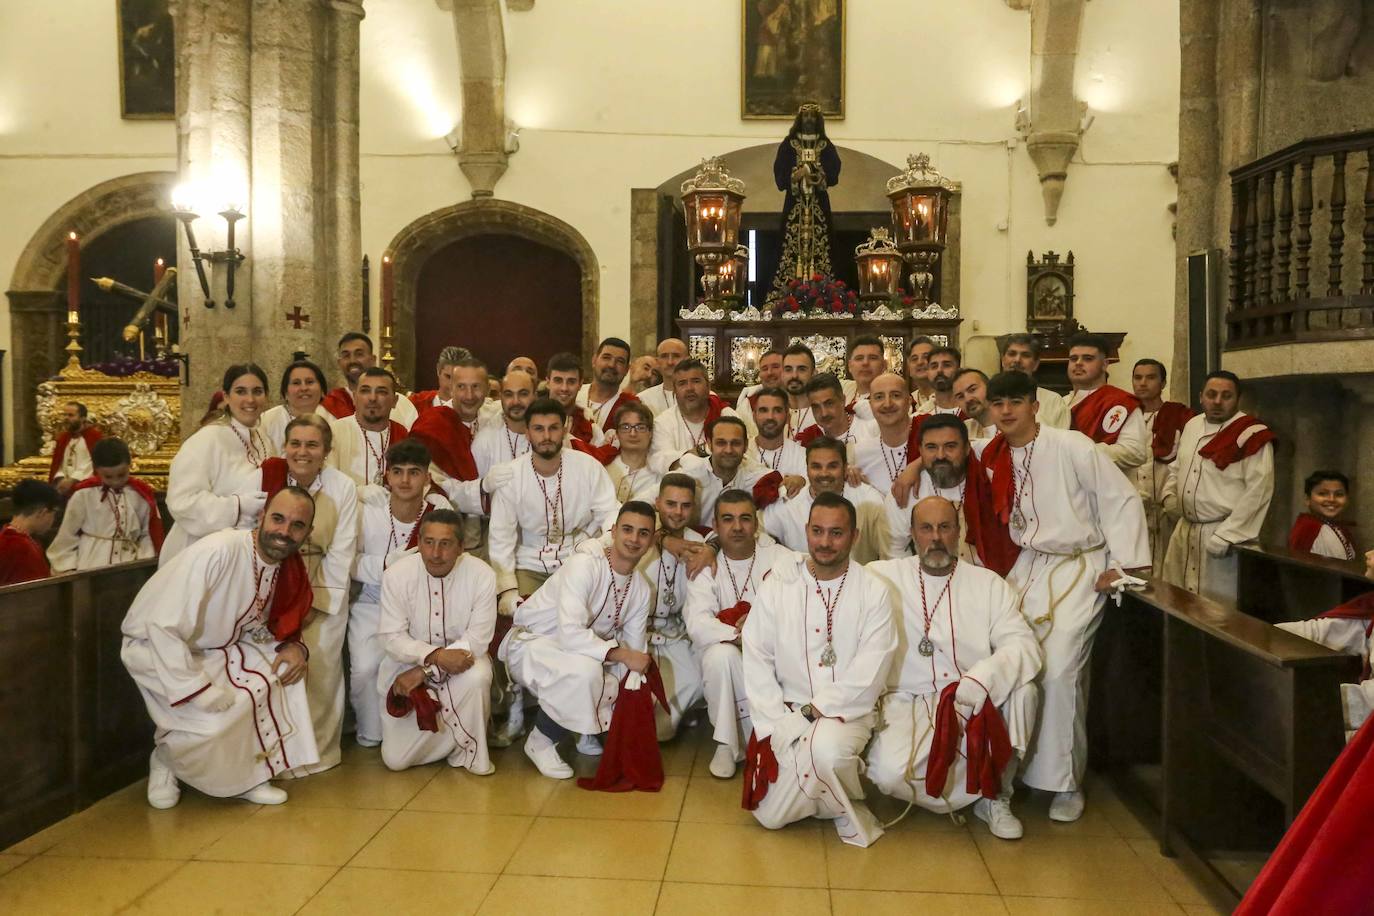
[890,192,948,246]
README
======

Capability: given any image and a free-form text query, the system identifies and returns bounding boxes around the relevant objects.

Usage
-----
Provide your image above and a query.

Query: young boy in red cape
[1287,470,1357,561]
[48,437,164,572]
[0,479,61,585]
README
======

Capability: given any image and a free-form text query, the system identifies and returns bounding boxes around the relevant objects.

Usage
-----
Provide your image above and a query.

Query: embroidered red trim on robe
[1069,385,1138,445]
[1197,415,1277,470]
[577,664,671,793]
[320,387,355,419]
[1149,401,1195,461]
[69,475,166,552]
[48,426,103,482]
[1289,513,1357,558]
[0,525,50,585]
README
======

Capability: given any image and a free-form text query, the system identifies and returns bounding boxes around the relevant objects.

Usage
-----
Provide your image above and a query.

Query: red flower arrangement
[768,274,860,316]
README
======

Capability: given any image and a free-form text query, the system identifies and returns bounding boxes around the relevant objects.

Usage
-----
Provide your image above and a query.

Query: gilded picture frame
[741,0,845,120]
[117,0,175,120]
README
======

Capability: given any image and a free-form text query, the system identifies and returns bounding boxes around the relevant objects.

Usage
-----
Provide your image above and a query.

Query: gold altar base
[676,314,962,398]
[0,362,182,492]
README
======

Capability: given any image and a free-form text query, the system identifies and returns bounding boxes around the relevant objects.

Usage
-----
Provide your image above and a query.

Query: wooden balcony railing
[1226,129,1374,350]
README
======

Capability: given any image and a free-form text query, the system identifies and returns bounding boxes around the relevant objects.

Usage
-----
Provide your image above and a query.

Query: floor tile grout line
[110,858,192,913]
[288,864,344,916]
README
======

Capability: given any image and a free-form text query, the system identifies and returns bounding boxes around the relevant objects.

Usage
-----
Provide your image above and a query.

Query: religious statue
[769,103,841,299]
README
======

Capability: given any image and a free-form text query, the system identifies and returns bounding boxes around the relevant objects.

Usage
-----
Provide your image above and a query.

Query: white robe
[638,383,674,415]
[234,466,358,773]
[376,552,496,772]
[1276,617,1374,739]
[880,470,979,564]
[684,542,794,759]
[349,486,454,746]
[120,529,319,796]
[328,416,400,488]
[648,404,740,475]
[259,403,337,454]
[1309,523,1359,561]
[162,419,274,565]
[1064,387,1150,471]
[743,554,897,847]
[674,454,778,529]
[1035,387,1071,430]
[853,437,911,494]
[52,433,93,483]
[762,482,894,564]
[1162,412,1275,603]
[1132,408,1181,577]
[472,419,529,474]
[326,387,419,430]
[47,484,156,571]
[501,551,652,734]
[999,425,1150,793]
[487,449,620,594]
[607,456,661,503]
[864,559,1042,812]
[748,437,808,478]
[576,383,630,433]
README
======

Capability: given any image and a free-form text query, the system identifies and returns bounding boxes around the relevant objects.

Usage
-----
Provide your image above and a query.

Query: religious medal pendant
[663,588,677,609]
[1011,507,1027,531]
[819,642,837,668]
[918,636,935,658]
[246,623,274,644]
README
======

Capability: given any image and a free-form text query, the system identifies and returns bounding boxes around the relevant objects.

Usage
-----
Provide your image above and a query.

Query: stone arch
[385,198,599,384]
[6,171,177,456]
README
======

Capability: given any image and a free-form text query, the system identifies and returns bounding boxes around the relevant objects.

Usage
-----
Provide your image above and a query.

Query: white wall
[0,0,1181,461]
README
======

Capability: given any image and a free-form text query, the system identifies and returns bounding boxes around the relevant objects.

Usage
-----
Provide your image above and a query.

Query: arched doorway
[385,199,599,388]
[413,234,582,389]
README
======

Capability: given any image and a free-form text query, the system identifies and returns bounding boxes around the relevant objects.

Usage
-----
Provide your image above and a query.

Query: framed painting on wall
[741,0,845,120]
[118,0,175,119]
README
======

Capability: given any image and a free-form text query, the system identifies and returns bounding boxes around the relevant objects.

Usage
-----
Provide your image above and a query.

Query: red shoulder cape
[320,387,355,419]
[408,407,477,480]
[0,525,49,585]
[1069,385,1138,445]
[69,475,165,552]
[568,437,619,466]
[1150,401,1195,461]
[408,389,439,415]
[960,449,1020,576]
[1289,513,1356,557]
[49,426,103,481]
[267,550,314,643]
[1197,415,1277,470]
[597,390,640,432]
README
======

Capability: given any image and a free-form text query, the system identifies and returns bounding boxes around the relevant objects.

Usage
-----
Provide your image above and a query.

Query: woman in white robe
[260,359,337,452]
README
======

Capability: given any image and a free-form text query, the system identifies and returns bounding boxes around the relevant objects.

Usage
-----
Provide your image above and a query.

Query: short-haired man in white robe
[1161,370,1275,603]
[121,487,318,809]
[649,359,738,474]
[743,492,898,848]
[763,436,893,564]
[638,338,688,415]
[685,489,793,778]
[329,368,408,487]
[377,509,497,774]
[500,501,657,779]
[747,386,808,478]
[674,415,786,529]
[866,496,1043,839]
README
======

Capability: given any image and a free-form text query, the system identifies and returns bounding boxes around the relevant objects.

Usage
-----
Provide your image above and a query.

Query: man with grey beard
[865,496,1043,839]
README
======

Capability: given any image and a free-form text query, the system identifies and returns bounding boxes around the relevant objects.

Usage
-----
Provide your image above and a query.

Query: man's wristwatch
[800,704,818,722]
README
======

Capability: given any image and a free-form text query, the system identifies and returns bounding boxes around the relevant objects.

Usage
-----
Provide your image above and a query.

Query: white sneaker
[354,736,381,748]
[489,703,526,748]
[1049,790,1085,823]
[709,745,737,779]
[464,760,496,776]
[973,796,1024,840]
[523,731,574,780]
[146,749,181,809]
[237,782,288,805]
[575,733,603,757]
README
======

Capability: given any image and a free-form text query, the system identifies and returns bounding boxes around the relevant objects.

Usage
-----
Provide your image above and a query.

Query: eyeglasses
[617,423,650,433]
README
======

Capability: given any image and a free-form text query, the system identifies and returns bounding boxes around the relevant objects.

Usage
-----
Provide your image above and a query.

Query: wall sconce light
[170,183,247,309]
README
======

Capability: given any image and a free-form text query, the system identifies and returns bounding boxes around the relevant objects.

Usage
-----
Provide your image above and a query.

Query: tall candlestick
[154,257,166,286]
[66,231,80,322]
[381,254,394,329]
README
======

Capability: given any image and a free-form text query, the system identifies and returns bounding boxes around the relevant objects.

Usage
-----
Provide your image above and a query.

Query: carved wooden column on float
[171,0,364,432]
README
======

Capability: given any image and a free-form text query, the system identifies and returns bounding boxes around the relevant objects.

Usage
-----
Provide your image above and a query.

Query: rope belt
[1022,542,1106,642]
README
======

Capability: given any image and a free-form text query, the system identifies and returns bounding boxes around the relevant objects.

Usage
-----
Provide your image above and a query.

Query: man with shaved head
[638,337,689,415]
[853,372,917,493]
[866,496,1042,839]
[472,368,537,472]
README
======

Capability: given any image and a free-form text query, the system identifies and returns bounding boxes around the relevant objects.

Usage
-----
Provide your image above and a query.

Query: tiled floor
[2,724,1233,915]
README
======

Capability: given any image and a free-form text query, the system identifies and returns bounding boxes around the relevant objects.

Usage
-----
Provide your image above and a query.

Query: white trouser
[866,683,1039,813]
[1007,545,1107,793]
[502,630,622,735]
[651,635,704,741]
[286,606,349,776]
[698,641,750,760]
[1163,517,1238,603]
[753,714,883,848]
[377,655,493,772]
[346,600,385,745]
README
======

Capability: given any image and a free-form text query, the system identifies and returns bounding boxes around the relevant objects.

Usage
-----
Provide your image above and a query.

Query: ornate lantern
[886,153,958,308]
[714,244,749,302]
[854,228,904,305]
[682,157,746,308]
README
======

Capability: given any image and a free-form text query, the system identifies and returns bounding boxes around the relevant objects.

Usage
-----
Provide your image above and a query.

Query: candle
[381,254,394,329]
[154,257,166,285]
[66,231,80,321]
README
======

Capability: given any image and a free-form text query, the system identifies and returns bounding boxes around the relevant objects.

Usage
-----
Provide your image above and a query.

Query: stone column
[4,291,65,455]
[172,0,363,433]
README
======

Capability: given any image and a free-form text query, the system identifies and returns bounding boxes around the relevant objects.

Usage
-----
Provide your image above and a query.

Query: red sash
[577,665,671,793]
[1149,401,1195,461]
[386,685,443,732]
[981,433,1016,526]
[48,426,103,481]
[266,550,313,643]
[741,729,779,810]
[704,393,728,427]
[961,450,1020,576]
[569,406,596,444]
[1289,514,1357,558]
[1197,415,1277,470]
[1069,385,1138,445]
[320,387,355,419]
[408,407,476,480]
[258,457,290,500]
[0,525,50,586]
[408,389,439,416]
[925,682,1013,801]
[569,437,619,466]
[794,424,823,447]
[70,475,166,552]
[717,600,751,628]
[751,471,783,510]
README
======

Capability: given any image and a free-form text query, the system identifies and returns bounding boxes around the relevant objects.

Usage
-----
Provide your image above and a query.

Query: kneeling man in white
[377,508,497,774]
[866,496,1043,839]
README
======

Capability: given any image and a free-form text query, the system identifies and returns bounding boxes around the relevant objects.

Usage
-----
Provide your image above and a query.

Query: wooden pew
[0,561,155,849]
[1091,579,1359,902]
[1234,543,1371,624]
